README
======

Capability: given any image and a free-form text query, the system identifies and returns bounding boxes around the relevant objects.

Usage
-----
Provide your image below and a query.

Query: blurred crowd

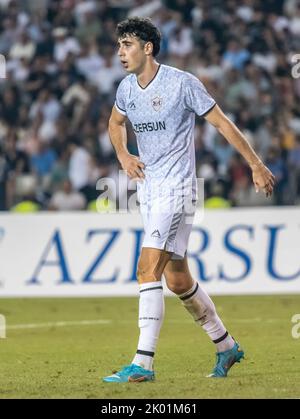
[0,0,300,211]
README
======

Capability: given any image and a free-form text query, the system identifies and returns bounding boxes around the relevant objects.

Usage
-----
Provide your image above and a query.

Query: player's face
[117,36,147,73]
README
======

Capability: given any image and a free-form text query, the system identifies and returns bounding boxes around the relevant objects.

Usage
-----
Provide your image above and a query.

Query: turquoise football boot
[207,342,244,377]
[103,364,155,383]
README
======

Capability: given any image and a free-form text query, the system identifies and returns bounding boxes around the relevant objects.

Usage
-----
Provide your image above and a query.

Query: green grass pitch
[0,295,300,399]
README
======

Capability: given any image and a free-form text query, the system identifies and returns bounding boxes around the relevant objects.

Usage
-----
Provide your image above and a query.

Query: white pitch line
[6,317,280,331]
[7,319,112,330]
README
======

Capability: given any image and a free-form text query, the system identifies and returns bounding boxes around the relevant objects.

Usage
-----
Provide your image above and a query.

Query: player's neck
[136,60,160,89]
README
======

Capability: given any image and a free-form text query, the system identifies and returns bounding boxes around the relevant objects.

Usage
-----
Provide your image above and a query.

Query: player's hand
[250,161,275,197]
[118,151,145,180]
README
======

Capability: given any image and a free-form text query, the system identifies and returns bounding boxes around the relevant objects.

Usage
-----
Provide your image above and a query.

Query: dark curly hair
[116,17,161,57]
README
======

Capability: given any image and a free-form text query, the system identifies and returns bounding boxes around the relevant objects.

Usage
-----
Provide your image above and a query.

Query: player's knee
[165,277,192,295]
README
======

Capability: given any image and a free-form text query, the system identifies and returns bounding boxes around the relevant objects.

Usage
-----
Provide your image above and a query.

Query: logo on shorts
[151,96,162,111]
[151,229,161,238]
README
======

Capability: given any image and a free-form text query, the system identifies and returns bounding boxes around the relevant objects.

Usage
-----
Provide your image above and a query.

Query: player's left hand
[251,162,275,197]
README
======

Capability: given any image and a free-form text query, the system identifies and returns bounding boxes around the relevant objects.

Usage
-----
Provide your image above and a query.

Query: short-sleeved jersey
[115,64,216,199]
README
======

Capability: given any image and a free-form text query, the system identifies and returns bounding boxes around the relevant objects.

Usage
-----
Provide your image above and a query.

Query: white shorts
[139,191,196,260]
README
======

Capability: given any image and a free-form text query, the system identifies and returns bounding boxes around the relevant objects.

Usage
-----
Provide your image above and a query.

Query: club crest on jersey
[151,96,162,111]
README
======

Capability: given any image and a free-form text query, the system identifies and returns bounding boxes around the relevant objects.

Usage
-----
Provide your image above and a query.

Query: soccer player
[103,17,275,382]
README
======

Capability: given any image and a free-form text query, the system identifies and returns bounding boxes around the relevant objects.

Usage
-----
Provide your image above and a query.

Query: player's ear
[144,41,153,56]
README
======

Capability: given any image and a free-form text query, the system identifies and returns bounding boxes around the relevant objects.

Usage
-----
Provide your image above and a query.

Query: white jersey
[115,64,216,199]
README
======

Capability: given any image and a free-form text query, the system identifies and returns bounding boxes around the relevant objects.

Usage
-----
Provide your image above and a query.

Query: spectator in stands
[53,26,81,63]
[9,30,36,62]
[288,135,300,203]
[265,146,289,205]
[48,178,86,211]
[222,38,251,71]
[0,145,8,210]
[204,182,232,209]
[68,138,92,195]
[30,141,57,178]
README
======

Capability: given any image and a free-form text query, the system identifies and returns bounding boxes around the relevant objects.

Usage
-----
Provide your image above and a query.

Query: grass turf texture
[0,295,299,399]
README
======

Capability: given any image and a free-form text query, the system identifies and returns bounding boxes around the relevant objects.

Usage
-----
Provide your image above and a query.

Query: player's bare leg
[137,247,172,284]
[164,256,244,377]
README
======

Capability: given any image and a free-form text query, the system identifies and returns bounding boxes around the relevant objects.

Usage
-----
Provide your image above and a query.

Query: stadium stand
[0,0,299,210]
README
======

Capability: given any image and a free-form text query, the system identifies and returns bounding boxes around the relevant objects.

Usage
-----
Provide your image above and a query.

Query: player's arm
[204,104,275,197]
[108,106,145,179]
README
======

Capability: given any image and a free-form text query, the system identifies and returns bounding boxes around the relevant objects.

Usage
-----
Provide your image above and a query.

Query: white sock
[179,281,235,353]
[132,281,164,370]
